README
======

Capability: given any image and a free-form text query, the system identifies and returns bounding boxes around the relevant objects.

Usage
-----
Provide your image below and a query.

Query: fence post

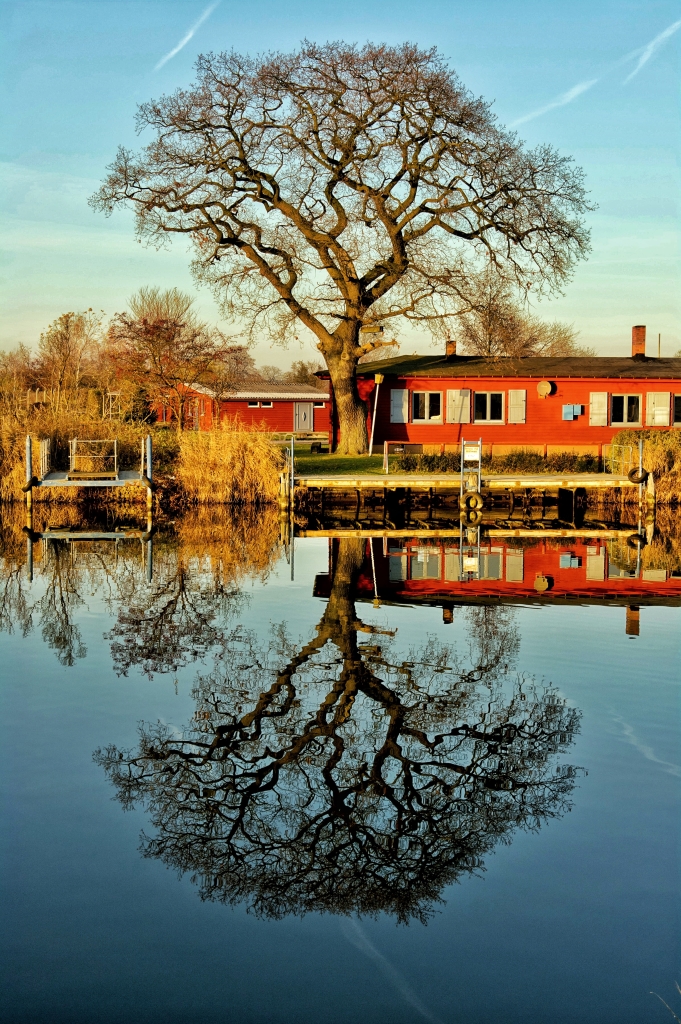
[25,435,33,511]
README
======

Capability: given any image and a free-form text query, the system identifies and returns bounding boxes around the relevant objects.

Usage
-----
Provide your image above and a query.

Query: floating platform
[34,470,148,489]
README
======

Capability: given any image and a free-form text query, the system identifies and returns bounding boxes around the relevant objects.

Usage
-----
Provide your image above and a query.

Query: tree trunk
[326,354,368,455]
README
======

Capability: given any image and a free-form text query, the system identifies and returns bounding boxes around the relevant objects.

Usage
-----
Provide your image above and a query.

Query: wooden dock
[293,472,637,491]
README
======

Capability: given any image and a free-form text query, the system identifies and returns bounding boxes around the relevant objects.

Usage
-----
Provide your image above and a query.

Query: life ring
[460,509,483,526]
[628,467,649,485]
[626,533,647,550]
[459,492,484,510]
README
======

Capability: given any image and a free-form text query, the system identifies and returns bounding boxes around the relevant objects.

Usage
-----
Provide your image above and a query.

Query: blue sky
[1,0,679,364]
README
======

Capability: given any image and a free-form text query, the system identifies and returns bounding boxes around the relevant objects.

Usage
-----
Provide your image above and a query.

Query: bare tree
[108,287,228,431]
[95,538,581,922]
[36,310,103,411]
[90,41,591,453]
[456,270,594,358]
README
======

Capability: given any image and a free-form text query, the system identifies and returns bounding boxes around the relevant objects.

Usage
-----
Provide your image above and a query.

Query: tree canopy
[91,40,592,452]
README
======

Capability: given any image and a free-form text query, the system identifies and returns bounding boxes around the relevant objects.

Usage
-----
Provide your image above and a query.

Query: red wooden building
[323,327,681,456]
[157,383,330,435]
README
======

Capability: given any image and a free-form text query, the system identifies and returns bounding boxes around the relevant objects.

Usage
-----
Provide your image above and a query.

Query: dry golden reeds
[176,422,284,505]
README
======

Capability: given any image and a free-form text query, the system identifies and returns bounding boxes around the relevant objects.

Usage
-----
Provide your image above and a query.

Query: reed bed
[177,423,284,505]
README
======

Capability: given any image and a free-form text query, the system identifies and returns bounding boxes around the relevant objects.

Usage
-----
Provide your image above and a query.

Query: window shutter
[646,392,671,426]
[507,389,526,424]
[446,389,471,423]
[390,389,409,424]
[589,392,608,426]
[505,549,524,582]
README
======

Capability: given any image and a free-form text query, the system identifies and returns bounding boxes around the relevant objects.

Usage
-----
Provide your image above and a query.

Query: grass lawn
[293,448,391,475]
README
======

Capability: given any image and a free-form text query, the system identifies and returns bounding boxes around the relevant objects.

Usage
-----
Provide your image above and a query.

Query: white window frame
[248,401,260,408]
[260,401,273,408]
[611,393,642,427]
[313,402,326,408]
[473,391,505,424]
[412,391,443,423]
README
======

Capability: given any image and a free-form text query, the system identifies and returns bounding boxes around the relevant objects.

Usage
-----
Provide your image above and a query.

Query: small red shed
[322,327,681,457]
[157,383,330,435]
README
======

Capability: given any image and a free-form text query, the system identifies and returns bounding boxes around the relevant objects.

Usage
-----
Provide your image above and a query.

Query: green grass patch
[293,450,391,475]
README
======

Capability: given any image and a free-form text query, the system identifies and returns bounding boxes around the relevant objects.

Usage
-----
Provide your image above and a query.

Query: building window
[260,401,273,408]
[474,392,504,423]
[412,392,442,422]
[248,401,260,408]
[313,402,326,408]
[673,395,681,424]
[611,394,641,426]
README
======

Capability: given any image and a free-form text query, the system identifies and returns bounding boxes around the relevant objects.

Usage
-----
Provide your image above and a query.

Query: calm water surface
[1,510,679,1024]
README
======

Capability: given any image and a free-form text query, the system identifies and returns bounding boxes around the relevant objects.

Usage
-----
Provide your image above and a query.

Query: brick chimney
[445,337,457,358]
[632,325,646,359]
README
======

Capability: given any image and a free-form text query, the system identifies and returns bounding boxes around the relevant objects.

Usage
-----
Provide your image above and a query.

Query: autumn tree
[36,310,103,410]
[108,287,229,431]
[90,41,591,453]
[455,270,594,358]
[95,538,580,922]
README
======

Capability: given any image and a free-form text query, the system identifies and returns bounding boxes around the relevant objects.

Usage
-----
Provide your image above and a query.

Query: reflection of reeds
[177,423,284,505]
[175,507,281,583]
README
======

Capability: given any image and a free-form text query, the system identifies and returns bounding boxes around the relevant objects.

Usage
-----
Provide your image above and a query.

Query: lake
[1,506,679,1024]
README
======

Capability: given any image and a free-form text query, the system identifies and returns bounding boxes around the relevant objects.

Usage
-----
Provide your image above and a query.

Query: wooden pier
[292,471,638,492]
[24,434,155,512]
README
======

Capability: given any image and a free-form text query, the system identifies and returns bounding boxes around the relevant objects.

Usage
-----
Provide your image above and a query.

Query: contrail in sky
[623,18,681,82]
[339,918,446,1024]
[154,2,220,71]
[510,78,599,127]
[510,16,681,127]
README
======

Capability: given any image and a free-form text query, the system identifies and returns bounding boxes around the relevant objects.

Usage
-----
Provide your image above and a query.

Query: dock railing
[603,444,635,476]
[68,439,118,479]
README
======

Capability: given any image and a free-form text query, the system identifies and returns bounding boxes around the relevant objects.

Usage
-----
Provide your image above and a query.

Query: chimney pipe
[445,337,457,359]
[632,325,646,359]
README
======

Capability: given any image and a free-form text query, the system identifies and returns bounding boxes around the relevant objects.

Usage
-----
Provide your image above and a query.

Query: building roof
[188,382,329,401]
[346,354,681,381]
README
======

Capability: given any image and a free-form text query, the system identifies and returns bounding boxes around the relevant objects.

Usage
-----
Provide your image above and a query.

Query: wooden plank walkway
[294,472,636,491]
[296,527,638,539]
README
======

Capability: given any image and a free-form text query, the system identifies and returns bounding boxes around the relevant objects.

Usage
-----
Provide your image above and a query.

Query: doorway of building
[294,403,313,432]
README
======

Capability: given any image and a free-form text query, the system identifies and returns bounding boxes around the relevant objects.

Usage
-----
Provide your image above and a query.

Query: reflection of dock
[24,517,155,583]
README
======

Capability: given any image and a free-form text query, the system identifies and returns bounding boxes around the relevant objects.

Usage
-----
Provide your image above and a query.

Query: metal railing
[39,438,51,479]
[68,438,118,478]
[603,444,635,475]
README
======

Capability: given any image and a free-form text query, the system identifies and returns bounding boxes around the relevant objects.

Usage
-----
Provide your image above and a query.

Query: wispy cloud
[624,18,681,83]
[511,16,681,127]
[339,918,445,1024]
[154,2,220,71]
[510,78,599,127]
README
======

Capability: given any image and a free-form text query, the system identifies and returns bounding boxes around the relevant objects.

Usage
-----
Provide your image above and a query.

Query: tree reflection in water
[96,538,581,923]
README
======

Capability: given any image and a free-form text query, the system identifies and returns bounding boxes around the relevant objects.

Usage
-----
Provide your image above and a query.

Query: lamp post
[368,373,384,457]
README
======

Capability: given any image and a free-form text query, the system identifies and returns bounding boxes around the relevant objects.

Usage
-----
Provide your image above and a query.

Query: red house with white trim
[323,327,681,457]
[157,383,330,435]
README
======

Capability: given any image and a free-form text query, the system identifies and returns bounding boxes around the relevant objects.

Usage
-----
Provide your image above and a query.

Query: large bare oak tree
[91,41,591,452]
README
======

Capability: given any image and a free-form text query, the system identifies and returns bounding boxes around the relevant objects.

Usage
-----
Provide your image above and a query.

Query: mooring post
[25,435,33,511]
[146,434,153,513]
[146,534,153,583]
